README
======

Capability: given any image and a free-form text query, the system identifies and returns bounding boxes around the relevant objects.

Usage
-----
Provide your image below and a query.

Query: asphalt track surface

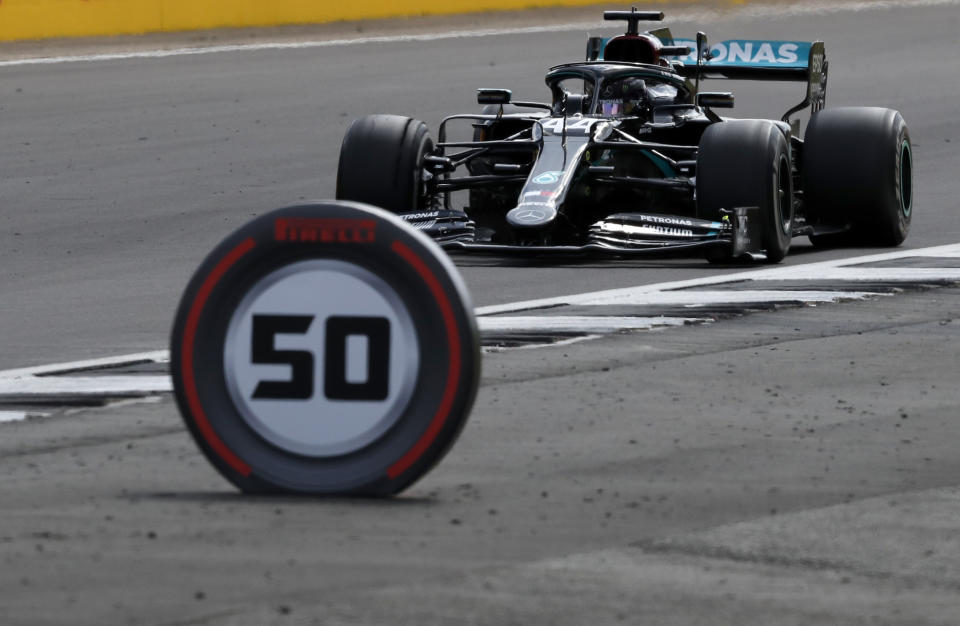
[1,1,960,623]
[2,0,959,370]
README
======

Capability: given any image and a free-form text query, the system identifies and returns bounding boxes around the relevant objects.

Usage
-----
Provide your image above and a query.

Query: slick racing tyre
[697,120,794,263]
[803,107,912,247]
[336,114,433,214]
[171,201,480,496]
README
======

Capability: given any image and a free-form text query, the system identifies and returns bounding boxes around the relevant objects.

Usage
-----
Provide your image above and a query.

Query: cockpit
[547,63,692,119]
[597,76,682,117]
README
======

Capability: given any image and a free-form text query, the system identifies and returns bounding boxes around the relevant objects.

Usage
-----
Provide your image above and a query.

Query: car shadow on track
[449,253,717,270]
[139,491,440,505]
[449,239,894,268]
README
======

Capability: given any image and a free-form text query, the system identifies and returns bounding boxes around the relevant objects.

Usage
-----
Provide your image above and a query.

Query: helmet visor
[600,100,622,116]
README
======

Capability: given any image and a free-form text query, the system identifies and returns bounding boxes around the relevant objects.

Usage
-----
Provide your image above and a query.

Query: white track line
[743,267,960,283]
[0,411,50,423]
[0,376,172,398]
[0,350,169,379]
[0,26,598,68]
[0,350,172,403]
[1,0,956,68]
[573,289,883,307]
[0,242,957,402]
[476,243,960,315]
[478,315,698,333]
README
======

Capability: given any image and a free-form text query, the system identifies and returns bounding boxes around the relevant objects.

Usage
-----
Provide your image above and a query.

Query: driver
[599,77,647,117]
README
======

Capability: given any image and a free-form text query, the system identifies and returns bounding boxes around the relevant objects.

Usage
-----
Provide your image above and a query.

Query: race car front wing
[400,207,761,258]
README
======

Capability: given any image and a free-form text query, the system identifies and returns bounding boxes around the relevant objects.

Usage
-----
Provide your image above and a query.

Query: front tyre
[803,107,912,247]
[697,120,794,264]
[336,114,433,214]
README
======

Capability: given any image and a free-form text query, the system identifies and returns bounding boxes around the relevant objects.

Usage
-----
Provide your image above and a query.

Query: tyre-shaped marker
[171,201,480,495]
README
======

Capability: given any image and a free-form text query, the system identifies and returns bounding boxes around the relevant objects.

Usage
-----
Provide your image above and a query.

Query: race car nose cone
[506,203,558,229]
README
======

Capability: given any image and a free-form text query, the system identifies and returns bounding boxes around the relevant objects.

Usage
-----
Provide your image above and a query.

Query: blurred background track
[0,0,797,43]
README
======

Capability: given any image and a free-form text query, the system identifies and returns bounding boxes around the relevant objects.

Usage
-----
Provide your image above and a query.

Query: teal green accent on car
[642,150,675,177]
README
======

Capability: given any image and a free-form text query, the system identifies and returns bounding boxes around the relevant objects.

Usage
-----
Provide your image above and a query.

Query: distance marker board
[171,201,480,495]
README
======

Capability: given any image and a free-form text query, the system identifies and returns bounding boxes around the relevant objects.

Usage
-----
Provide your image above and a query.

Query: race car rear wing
[586,35,827,129]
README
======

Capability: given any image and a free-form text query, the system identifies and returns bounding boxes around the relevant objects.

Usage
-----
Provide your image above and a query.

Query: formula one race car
[336,8,913,262]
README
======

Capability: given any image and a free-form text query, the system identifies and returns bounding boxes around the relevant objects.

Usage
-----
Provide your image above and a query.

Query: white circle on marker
[223,260,420,457]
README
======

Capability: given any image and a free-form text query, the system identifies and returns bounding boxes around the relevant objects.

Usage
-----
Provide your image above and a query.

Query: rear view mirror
[697,92,735,108]
[696,31,711,61]
[695,32,710,94]
[477,88,512,105]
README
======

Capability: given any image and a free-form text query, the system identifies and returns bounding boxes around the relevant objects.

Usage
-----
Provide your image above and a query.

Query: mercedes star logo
[515,209,546,222]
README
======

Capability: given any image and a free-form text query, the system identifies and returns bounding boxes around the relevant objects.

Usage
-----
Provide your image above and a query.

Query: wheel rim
[899,140,913,218]
[776,154,792,235]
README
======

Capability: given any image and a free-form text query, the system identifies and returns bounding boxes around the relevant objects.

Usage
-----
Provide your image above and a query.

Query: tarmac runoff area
[1,0,959,620]
[0,285,958,623]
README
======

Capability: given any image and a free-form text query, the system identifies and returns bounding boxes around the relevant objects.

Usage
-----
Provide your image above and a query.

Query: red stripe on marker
[181,238,257,477]
[387,240,461,480]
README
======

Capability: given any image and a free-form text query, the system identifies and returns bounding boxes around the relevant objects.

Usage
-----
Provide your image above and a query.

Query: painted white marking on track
[479,316,697,333]
[0,411,43,423]
[0,0,956,68]
[475,243,960,315]
[0,376,172,398]
[0,243,958,405]
[0,27,596,68]
[0,350,169,379]
[572,289,882,307]
[0,351,172,403]
[743,268,960,282]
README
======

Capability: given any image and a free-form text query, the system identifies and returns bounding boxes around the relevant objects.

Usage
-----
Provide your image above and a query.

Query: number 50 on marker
[249,314,390,401]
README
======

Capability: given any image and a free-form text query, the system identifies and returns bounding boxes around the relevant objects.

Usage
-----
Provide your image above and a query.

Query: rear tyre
[697,120,794,264]
[336,114,433,214]
[803,107,912,247]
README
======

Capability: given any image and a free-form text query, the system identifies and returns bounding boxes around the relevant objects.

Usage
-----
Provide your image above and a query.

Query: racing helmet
[599,77,647,117]
[603,34,661,65]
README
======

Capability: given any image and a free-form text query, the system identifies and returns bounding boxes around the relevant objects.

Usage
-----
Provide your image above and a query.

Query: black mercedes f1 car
[336,8,913,262]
